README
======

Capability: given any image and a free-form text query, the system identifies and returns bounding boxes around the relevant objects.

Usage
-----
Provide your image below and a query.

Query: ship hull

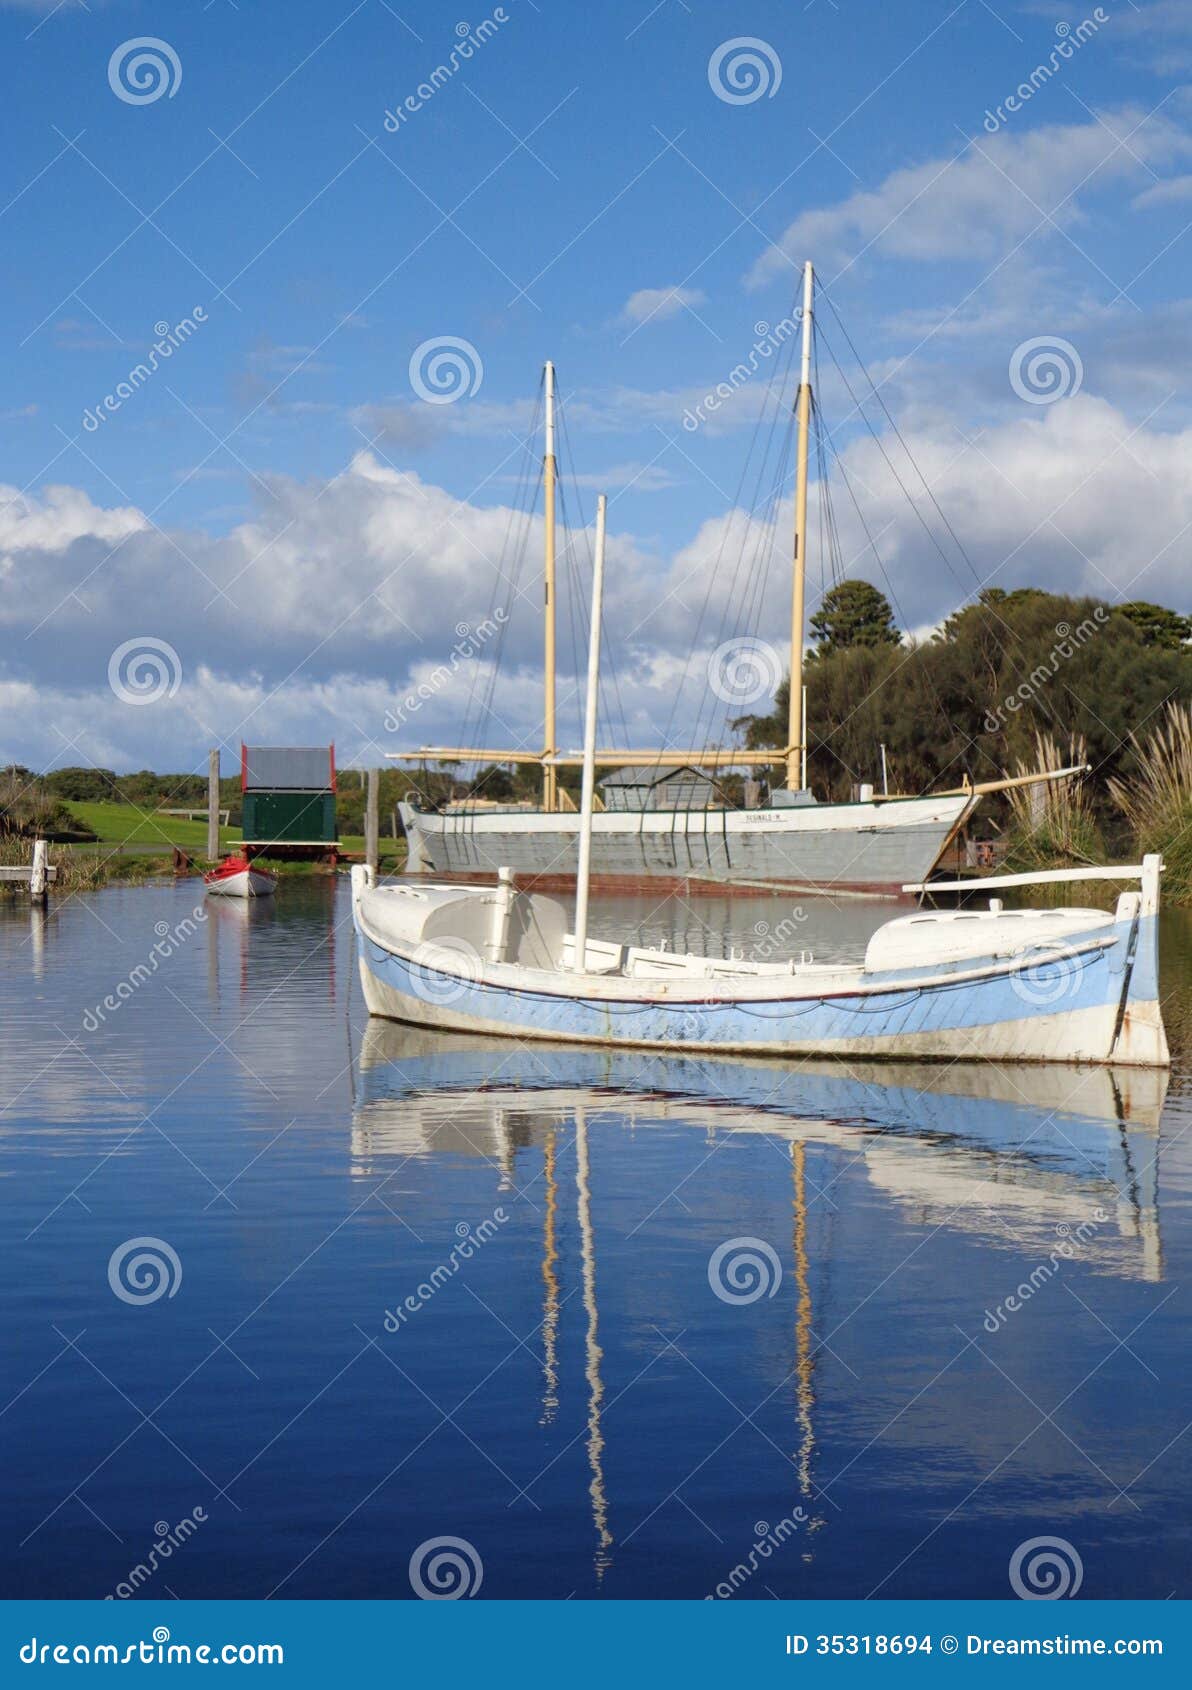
[399,793,976,894]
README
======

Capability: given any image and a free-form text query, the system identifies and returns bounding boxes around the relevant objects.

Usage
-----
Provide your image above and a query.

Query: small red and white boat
[204,855,278,899]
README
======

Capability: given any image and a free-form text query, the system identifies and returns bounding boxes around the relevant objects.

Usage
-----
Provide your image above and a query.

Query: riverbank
[0,834,407,895]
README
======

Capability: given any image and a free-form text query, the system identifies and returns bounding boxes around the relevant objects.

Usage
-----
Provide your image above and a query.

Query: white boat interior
[355,871,1135,989]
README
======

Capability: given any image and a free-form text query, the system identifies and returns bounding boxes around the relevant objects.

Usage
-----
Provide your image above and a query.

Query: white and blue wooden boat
[350,856,1168,1067]
[353,492,1169,1069]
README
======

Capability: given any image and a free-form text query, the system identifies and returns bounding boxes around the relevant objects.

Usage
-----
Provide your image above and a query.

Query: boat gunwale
[401,791,976,823]
[354,897,1121,1009]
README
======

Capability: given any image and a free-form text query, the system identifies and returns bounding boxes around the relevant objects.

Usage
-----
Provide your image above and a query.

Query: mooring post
[207,749,220,862]
[365,768,379,877]
[30,837,48,904]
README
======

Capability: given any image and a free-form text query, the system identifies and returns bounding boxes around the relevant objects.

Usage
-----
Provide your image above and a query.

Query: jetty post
[207,750,220,862]
[365,768,379,877]
[30,838,49,904]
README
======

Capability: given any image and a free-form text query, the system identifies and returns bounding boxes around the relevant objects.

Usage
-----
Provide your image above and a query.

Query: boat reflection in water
[352,1025,1165,1580]
[355,1025,1164,1279]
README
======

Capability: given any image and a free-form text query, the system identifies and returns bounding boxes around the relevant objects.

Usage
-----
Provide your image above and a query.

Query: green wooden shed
[241,744,338,857]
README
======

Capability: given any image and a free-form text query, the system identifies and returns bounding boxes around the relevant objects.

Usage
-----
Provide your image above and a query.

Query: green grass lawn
[62,802,407,868]
[64,801,242,853]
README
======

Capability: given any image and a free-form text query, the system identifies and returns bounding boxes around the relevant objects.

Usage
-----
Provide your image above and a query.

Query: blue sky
[3,0,1192,772]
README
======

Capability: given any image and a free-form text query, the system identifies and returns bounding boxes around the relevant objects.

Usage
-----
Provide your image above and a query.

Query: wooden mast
[786,261,814,792]
[572,492,606,970]
[543,360,559,812]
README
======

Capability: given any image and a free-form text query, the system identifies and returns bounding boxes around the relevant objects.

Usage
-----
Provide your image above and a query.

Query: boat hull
[399,792,975,893]
[204,867,277,898]
[352,892,1167,1069]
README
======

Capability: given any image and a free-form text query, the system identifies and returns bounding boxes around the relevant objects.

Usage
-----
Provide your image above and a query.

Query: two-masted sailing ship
[391,264,1075,895]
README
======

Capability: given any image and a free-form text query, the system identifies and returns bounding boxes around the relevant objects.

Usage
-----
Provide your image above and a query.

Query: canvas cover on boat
[358,883,566,970]
[863,905,1115,973]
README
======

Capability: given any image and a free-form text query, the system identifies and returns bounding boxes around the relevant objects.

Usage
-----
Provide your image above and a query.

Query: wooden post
[366,767,379,877]
[207,749,220,861]
[30,837,48,904]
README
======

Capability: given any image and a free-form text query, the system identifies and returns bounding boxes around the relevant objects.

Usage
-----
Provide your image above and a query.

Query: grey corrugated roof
[243,746,332,790]
[599,764,715,788]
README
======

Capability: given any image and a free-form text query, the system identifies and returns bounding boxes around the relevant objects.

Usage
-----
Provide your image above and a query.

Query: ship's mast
[786,262,814,792]
[543,360,558,812]
[572,492,606,971]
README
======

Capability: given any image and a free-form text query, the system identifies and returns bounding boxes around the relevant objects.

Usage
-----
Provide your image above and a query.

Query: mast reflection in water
[3,880,1189,1600]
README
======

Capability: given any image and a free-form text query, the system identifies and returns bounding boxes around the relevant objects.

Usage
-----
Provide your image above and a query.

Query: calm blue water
[2,877,1191,1601]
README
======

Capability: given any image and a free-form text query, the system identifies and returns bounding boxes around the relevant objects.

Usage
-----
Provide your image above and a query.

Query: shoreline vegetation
[1,778,406,896]
[3,584,1189,900]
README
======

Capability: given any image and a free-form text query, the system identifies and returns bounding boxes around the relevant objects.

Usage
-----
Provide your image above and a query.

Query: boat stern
[1108,854,1169,1068]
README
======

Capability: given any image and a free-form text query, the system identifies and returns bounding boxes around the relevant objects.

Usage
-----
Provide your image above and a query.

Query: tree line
[735,581,1192,806]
